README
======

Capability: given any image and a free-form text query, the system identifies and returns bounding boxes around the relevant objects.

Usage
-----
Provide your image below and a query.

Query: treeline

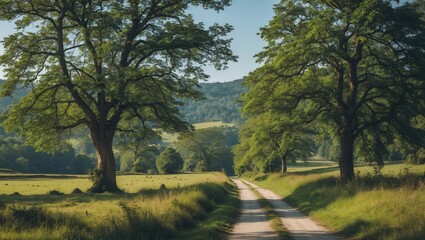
[119,126,239,175]
[0,79,242,174]
[180,79,245,124]
[0,136,94,173]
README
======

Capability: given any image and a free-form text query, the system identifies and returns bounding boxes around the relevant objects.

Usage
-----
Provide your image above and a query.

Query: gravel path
[229,179,279,240]
[241,180,343,240]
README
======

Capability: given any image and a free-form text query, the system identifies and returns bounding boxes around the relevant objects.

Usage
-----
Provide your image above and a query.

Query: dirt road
[229,179,279,239]
[240,179,343,240]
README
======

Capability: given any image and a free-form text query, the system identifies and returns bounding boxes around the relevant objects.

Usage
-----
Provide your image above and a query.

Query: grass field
[161,121,233,144]
[243,163,425,240]
[0,172,239,240]
[0,173,222,195]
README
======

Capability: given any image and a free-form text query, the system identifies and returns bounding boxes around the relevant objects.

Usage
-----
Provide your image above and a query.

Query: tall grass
[243,164,425,240]
[0,173,239,240]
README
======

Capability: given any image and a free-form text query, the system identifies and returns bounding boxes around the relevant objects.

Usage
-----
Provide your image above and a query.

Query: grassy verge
[243,163,425,240]
[244,182,291,240]
[0,172,239,240]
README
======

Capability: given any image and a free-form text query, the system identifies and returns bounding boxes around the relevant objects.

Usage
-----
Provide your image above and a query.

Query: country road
[230,178,343,240]
[229,179,279,239]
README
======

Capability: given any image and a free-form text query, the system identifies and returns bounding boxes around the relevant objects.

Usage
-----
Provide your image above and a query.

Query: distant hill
[180,79,246,124]
[0,79,246,124]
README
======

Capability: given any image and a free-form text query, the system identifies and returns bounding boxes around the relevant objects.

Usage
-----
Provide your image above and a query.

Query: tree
[0,0,235,192]
[175,127,234,174]
[233,112,315,174]
[156,147,183,174]
[244,0,425,181]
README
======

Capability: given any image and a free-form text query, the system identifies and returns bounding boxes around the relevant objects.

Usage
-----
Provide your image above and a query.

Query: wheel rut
[229,178,344,240]
[229,179,279,239]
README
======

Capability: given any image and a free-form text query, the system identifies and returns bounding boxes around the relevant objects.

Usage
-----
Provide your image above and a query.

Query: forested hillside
[180,79,245,124]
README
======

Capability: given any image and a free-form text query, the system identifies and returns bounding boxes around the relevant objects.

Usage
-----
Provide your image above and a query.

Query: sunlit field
[0,172,221,195]
[0,172,239,240]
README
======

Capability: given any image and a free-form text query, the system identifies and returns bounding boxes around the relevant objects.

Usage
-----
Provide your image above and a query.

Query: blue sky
[0,0,278,83]
[190,0,279,82]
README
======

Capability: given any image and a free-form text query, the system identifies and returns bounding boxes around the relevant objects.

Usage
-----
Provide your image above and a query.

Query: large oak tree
[243,0,425,181]
[0,0,236,192]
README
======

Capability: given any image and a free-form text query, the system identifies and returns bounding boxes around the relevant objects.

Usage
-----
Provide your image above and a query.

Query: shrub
[406,148,425,165]
[48,190,64,195]
[71,188,83,194]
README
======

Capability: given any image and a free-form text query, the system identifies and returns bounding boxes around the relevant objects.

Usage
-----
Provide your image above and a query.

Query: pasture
[0,172,221,195]
[0,172,239,240]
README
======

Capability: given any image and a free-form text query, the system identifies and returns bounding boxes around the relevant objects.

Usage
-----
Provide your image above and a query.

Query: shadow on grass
[276,172,425,239]
[284,173,425,214]
[340,219,401,240]
[0,183,213,206]
[1,181,240,240]
[291,166,340,175]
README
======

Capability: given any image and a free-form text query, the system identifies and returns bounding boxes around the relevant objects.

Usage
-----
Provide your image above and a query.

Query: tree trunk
[269,160,274,173]
[88,127,119,193]
[281,153,288,173]
[339,122,355,182]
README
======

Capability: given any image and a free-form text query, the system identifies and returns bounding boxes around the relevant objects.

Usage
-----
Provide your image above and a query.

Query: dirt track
[229,179,278,239]
[230,178,343,240]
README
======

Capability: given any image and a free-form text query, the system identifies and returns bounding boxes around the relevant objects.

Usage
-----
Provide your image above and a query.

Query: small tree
[156,147,183,174]
[175,127,233,174]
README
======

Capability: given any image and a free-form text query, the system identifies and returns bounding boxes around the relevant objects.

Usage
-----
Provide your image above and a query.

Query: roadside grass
[244,182,291,240]
[243,163,425,240]
[0,172,239,239]
[177,181,240,239]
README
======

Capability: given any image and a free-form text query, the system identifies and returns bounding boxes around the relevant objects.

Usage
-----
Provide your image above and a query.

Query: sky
[0,0,279,83]
[189,0,279,82]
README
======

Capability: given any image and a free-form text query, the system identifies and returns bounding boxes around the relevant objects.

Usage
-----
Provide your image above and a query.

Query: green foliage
[234,111,316,175]
[0,0,236,191]
[156,147,183,174]
[0,135,95,174]
[175,127,236,175]
[242,0,425,180]
[406,148,425,165]
[0,80,30,114]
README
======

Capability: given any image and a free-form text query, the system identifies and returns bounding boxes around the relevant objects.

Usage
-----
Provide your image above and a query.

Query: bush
[156,147,183,174]
[406,148,425,165]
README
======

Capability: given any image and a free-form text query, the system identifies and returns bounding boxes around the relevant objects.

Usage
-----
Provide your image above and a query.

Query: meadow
[0,172,239,240]
[243,163,425,240]
[161,121,233,144]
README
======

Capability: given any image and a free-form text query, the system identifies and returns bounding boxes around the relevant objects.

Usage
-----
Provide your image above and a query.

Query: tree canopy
[0,0,236,192]
[175,127,236,174]
[243,0,425,181]
[156,147,183,174]
[233,112,316,175]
